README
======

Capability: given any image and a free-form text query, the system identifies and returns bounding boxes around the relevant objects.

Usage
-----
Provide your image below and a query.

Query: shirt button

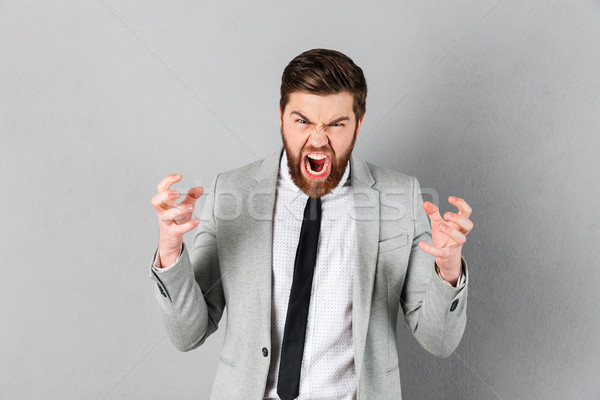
[262,347,268,357]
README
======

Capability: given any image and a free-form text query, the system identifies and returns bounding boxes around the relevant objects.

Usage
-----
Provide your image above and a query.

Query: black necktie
[277,196,322,400]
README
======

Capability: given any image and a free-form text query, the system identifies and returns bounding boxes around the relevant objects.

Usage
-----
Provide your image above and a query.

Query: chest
[271,189,356,292]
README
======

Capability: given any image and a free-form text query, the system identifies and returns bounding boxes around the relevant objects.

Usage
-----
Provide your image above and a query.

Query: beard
[281,126,357,198]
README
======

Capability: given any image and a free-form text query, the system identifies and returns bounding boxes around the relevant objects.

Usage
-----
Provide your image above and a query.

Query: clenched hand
[418,196,473,286]
[151,174,204,267]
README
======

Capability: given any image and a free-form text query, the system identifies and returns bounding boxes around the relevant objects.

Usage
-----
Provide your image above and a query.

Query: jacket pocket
[219,355,238,368]
[378,233,409,254]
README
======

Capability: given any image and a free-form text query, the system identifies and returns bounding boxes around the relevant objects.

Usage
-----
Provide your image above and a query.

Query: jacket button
[450,299,459,312]
[262,347,268,357]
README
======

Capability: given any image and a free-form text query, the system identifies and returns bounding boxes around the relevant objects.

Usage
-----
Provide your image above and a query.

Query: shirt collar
[278,151,351,197]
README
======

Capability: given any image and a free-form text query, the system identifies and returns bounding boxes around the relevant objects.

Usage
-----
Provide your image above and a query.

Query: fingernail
[449,196,455,202]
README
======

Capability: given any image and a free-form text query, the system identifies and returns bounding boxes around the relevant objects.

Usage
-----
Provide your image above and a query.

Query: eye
[330,122,345,127]
[296,119,308,124]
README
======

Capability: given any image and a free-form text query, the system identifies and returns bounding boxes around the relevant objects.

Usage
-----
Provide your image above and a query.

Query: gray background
[1,0,599,399]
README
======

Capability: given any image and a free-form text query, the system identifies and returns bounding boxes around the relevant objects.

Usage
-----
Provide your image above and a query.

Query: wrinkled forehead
[284,91,355,122]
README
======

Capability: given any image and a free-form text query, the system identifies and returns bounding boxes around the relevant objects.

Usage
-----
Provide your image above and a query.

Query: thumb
[423,201,443,225]
[181,186,204,207]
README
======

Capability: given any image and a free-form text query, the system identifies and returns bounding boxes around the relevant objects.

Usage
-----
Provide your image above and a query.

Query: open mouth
[303,152,331,180]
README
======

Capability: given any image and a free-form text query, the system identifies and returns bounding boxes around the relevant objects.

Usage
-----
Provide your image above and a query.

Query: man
[149,49,472,400]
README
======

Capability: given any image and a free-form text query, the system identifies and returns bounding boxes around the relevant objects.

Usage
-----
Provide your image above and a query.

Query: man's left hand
[418,196,473,286]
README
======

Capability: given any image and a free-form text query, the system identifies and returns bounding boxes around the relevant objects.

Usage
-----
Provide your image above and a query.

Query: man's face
[280,91,363,198]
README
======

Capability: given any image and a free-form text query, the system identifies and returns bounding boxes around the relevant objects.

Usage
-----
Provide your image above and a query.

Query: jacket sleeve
[400,176,469,358]
[149,173,225,352]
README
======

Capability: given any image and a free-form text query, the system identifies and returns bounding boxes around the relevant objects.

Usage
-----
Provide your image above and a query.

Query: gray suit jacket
[149,145,468,399]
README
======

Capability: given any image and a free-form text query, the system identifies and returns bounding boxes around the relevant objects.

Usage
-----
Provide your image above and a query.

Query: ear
[356,115,365,135]
[278,105,283,128]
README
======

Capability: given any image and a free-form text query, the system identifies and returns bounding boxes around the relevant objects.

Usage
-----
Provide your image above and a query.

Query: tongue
[309,158,326,172]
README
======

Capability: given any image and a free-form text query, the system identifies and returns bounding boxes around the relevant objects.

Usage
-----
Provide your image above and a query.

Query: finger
[449,196,472,218]
[443,212,473,234]
[161,204,193,223]
[157,174,182,193]
[151,190,181,211]
[422,201,443,225]
[417,241,450,258]
[439,224,466,246]
[171,218,200,235]
[181,186,204,207]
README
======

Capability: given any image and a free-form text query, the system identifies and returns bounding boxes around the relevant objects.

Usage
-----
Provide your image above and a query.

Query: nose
[308,123,329,148]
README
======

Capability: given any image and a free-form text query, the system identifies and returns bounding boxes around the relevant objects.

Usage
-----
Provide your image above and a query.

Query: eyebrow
[329,116,350,124]
[291,111,311,123]
[290,111,350,124]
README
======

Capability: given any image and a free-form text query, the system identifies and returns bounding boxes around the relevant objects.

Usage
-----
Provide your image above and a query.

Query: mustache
[301,147,334,156]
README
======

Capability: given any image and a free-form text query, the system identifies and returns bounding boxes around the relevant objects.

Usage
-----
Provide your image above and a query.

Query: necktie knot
[305,196,322,222]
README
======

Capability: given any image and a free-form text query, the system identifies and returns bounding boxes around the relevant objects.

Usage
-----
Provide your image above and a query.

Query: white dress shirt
[262,154,357,400]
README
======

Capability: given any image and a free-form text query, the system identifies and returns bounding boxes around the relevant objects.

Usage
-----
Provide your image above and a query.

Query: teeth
[307,153,327,160]
[305,156,330,176]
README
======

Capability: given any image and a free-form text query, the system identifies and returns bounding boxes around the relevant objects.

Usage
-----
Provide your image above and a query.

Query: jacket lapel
[349,152,380,378]
[248,146,283,337]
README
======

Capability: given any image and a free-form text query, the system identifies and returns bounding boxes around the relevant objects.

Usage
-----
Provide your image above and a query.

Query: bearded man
[150,48,473,400]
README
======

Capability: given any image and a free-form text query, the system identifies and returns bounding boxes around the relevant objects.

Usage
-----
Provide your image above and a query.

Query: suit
[149,145,469,399]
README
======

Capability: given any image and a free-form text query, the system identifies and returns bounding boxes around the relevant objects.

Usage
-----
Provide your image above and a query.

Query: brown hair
[280,49,367,122]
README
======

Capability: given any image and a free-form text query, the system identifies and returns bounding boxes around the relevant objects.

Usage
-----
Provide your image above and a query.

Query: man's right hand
[151,174,204,267]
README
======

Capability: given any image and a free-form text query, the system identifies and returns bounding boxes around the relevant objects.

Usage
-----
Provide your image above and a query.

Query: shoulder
[361,159,416,191]
[219,158,263,181]
[214,147,282,189]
